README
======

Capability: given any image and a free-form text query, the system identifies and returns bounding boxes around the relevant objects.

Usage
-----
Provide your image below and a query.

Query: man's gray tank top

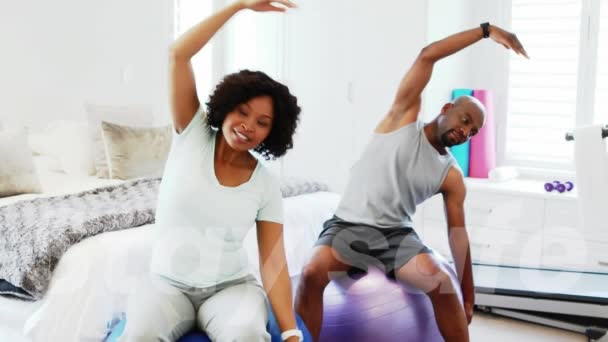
[335,120,458,229]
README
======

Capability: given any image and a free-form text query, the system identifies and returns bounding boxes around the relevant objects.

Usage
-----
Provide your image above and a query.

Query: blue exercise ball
[267,308,313,342]
[177,331,211,342]
[176,308,312,342]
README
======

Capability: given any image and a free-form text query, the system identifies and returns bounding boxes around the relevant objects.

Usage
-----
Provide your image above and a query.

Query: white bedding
[0,168,125,341]
[0,168,124,208]
[0,167,340,341]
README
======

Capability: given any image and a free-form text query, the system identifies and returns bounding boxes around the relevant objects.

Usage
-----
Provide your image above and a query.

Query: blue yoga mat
[449,89,472,177]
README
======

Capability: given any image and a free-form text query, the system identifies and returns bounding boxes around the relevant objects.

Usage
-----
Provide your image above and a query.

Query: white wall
[277,0,515,192]
[0,0,513,191]
[424,0,474,121]
[0,0,174,130]
[280,0,429,193]
[467,0,511,167]
[425,0,512,164]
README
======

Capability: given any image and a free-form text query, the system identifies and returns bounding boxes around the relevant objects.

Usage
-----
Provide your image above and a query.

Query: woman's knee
[120,280,196,341]
[199,283,269,340]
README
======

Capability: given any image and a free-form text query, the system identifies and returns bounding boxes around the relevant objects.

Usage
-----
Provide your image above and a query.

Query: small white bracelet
[281,328,303,341]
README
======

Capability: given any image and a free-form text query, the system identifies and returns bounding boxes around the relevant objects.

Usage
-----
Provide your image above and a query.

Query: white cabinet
[542,198,608,273]
[542,235,608,273]
[469,226,542,268]
[417,179,607,274]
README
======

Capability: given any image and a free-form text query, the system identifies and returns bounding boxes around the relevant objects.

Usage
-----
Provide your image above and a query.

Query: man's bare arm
[376,24,528,133]
[440,167,475,323]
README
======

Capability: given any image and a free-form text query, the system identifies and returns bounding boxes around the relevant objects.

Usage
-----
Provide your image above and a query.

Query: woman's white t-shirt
[150,107,283,288]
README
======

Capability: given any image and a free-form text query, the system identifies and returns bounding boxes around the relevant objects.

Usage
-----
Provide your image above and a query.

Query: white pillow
[32,155,64,173]
[0,130,42,197]
[42,120,95,176]
[86,104,153,179]
[100,121,172,180]
[28,129,56,157]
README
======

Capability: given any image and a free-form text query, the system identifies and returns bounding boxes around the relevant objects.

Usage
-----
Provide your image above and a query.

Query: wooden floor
[470,311,587,342]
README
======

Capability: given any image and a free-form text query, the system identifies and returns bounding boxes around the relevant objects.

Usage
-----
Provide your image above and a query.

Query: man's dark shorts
[315,215,432,279]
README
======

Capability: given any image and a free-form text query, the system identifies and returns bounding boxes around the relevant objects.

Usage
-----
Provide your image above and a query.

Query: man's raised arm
[377,23,528,133]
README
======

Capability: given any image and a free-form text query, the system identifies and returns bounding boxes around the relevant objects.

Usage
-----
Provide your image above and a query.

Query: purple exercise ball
[319,254,462,342]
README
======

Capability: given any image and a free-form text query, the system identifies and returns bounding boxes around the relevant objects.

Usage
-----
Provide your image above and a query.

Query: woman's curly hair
[206,70,301,160]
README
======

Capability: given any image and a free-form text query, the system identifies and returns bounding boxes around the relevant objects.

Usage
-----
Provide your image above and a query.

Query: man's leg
[394,253,469,342]
[295,246,351,342]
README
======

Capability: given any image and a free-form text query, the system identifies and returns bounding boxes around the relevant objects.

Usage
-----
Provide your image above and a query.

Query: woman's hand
[238,0,297,12]
[489,25,529,59]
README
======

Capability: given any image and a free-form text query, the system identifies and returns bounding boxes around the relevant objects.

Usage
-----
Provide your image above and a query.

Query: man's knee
[299,262,331,291]
[397,256,456,295]
[425,270,457,297]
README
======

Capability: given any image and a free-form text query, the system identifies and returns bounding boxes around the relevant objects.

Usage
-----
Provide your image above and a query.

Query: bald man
[295,22,528,342]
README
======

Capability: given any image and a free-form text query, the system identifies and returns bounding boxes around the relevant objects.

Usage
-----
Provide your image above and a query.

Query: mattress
[0,297,41,342]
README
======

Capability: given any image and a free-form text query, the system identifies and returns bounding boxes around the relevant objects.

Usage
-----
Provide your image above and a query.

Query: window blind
[505,0,583,165]
[595,0,608,124]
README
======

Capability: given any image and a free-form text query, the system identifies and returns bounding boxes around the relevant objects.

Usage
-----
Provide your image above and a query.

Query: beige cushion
[86,104,153,178]
[100,121,172,180]
[0,130,42,197]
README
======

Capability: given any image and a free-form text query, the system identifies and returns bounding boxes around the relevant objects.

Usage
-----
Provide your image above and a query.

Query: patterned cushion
[86,104,153,178]
[100,121,172,180]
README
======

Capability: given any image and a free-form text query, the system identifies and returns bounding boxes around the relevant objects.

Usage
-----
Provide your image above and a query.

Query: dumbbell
[544,181,574,193]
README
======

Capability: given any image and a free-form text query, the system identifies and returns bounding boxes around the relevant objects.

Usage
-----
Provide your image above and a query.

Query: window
[174,0,213,101]
[505,0,607,170]
[223,11,286,81]
[173,1,285,102]
[595,0,608,124]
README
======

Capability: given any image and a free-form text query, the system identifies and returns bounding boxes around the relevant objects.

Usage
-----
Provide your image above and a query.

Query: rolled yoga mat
[450,89,473,176]
[469,89,496,178]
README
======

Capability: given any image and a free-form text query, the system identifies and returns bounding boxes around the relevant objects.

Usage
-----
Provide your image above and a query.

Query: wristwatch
[480,22,490,38]
[281,329,303,341]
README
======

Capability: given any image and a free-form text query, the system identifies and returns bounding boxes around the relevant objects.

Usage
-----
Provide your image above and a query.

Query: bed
[0,165,340,341]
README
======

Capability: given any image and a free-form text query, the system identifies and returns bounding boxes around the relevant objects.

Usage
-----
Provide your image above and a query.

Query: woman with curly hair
[122,1,303,341]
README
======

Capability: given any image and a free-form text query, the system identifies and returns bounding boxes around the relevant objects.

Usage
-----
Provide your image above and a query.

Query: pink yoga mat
[469,90,496,178]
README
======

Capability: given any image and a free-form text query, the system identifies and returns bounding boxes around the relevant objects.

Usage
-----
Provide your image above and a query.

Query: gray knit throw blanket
[0,176,329,301]
[0,178,159,300]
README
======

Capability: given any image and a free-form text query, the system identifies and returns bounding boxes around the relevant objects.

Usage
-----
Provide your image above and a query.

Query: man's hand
[489,25,529,59]
[238,0,297,12]
[463,287,475,324]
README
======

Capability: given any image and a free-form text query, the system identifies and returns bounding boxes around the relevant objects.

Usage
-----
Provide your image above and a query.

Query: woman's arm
[256,220,300,342]
[169,0,296,133]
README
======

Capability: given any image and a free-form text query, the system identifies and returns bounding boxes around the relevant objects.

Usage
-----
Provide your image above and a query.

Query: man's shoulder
[439,166,466,195]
